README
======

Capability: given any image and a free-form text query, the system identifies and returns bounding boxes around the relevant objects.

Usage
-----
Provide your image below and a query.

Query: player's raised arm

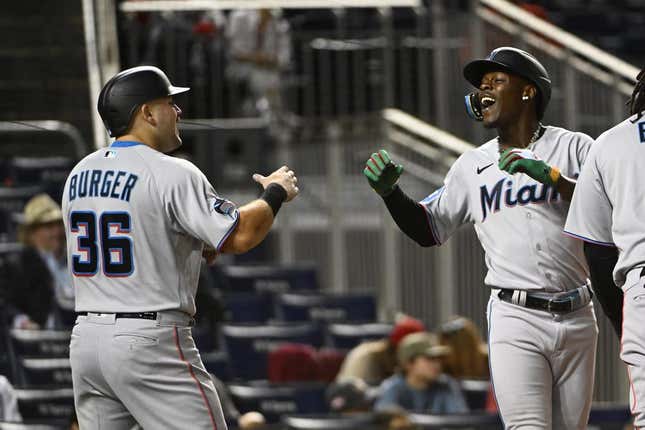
[220,165,298,254]
[363,150,436,247]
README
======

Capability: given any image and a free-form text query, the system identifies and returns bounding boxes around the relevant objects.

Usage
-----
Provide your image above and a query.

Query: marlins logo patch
[210,197,238,219]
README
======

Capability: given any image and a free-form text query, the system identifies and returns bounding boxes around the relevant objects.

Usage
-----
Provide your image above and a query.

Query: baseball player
[564,69,645,427]
[62,66,298,429]
[364,47,598,429]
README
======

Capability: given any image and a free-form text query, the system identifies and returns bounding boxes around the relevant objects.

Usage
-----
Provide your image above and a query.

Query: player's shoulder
[596,115,642,148]
[453,137,497,168]
[543,125,593,147]
[148,152,208,188]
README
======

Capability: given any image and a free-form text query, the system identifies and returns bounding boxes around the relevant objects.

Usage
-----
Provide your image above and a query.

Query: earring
[522,95,529,101]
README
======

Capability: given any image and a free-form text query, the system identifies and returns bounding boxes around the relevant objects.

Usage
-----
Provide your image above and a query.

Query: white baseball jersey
[420,125,593,292]
[565,114,645,288]
[62,141,239,315]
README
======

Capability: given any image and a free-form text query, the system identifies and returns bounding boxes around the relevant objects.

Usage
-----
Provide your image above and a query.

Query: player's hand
[252,165,299,202]
[363,149,403,196]
[238,411,266,429]
[498,148,560,186]
[202,245,218,266]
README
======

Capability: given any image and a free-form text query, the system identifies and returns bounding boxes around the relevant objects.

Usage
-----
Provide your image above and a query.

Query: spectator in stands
[374,332,469,414]
[210,373,266,429]
[0,375,21,422]
[6,194,74,329]
[438,316,489,380]
[225,8,291,118]
[326,378,372,414]
[336,315,425,386]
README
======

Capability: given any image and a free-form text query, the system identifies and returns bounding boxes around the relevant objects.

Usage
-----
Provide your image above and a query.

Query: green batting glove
[363,149,404,196]
[499,148,560,186]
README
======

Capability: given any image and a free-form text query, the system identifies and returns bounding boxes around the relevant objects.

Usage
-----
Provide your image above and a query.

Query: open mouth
[481,96,496,109]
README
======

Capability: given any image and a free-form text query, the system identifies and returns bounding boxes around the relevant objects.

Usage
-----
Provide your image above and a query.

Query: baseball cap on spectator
[389,315,425,348]
[326,378,370,413]
[397,332,450,366]
[18,194,63,243]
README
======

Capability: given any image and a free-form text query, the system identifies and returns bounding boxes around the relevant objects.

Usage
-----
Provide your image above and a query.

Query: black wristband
[261,183,288,216]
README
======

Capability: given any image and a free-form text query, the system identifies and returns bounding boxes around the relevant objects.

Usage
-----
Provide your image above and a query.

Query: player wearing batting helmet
[63,65,299,428]
[364,47,604,428]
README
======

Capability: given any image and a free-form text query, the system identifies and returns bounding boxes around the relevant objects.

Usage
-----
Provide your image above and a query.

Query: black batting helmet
[97,66,190,137]
[463,47,552,119]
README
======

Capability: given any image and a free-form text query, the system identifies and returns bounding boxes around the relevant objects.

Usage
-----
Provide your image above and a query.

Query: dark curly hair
[628,68,645,119]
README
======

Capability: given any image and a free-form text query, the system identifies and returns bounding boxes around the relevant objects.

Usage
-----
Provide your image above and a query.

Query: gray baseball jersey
[564,114,645,427]
[63,140,237,429]
[419,125,598,429]
[62,141,239,315]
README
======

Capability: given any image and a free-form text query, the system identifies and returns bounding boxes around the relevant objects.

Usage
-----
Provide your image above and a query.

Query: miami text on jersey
[480,178,559,222]
[68,169,139,202]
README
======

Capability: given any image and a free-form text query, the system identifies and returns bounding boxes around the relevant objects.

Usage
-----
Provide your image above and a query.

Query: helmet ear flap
[465,92,484,121]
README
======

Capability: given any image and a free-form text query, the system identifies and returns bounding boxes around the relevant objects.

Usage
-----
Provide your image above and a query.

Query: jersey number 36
[70,211,134,277]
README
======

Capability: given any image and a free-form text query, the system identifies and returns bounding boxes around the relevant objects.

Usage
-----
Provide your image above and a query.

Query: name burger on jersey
[68,169,139,202]
[480,178,559,222]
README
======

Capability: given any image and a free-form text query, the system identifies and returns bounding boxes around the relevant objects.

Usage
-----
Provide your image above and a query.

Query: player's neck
[116,133,156,150]
[497,117,540,149]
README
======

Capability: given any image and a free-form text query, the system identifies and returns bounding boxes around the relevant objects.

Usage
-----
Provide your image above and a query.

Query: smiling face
[478,70,537,129]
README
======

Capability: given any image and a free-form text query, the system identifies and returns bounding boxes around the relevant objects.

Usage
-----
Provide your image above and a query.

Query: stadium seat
[8,157,74,201]
[19,358,72,387]
[220,264,318,293]
[201,350,232,382]
[588,402,631,428]
[222,291,274,323]
[282,413,379,430]
[276,292,376,323]
[15,387,74,422]
[409,412,502,429]
[327,322,393,350]
[460,379,491,411]
[0,185,43,240]
[229,382,328,424]
[221,323,323,380]
[9,330,70,358]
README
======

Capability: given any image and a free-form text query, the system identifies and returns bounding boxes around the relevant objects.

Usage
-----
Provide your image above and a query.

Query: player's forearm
[583,242,622,337]
[383,186,436,247]
[555,173,576,201]
[220,200,274,254]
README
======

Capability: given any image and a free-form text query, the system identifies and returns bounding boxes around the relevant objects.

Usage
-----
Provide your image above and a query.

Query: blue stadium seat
[9,330,70,358]
[588,402,631,428]
[19,358,72,387]
[202,350,232,382]
[276,292,376,323]
[9,157,74,201]
[460,379,490,411]
[15,387,74,422]
[221,323,323,380]
[220,264,318,293]
[222,291,273,323]
[282,413,379,430]
[229,382,328,423]
[327,322,392,350]
[0,185,44,240]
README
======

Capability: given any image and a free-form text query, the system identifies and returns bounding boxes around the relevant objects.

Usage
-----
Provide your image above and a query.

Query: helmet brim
[463,59,520,89]
[168,85,190,96]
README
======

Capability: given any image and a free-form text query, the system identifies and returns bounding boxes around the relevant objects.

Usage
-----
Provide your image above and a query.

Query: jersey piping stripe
[562,230,616,247]
[110,141,144,148]
[173,326,218,429]
[215,211,240,252]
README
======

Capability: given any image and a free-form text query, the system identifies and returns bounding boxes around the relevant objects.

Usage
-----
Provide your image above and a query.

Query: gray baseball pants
[70,311,228,429]
[487,292,598,429]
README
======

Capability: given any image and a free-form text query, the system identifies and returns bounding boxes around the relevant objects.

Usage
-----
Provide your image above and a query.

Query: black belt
[497,285,593,314]
[77,312,158,320]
